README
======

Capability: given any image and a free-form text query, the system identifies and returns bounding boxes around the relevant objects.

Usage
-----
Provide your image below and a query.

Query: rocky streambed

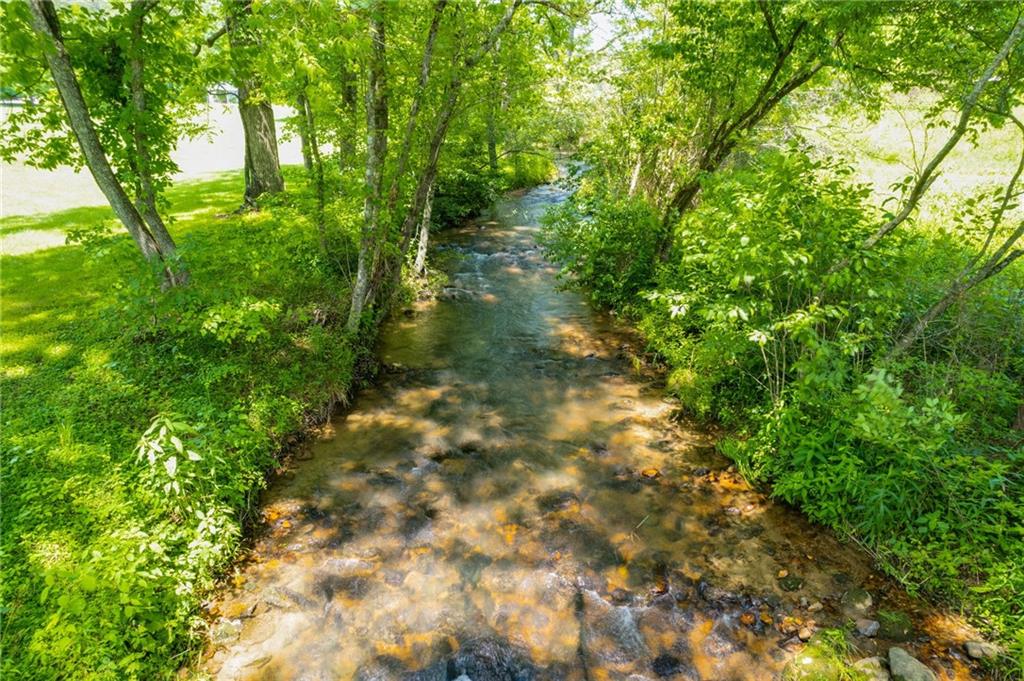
[197,182,995,681]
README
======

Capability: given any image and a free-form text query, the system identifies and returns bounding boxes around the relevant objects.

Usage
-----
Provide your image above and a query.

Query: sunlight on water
[201,183,977,681]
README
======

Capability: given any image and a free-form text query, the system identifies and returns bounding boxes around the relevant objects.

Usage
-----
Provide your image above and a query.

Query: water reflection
[201,184,977,680]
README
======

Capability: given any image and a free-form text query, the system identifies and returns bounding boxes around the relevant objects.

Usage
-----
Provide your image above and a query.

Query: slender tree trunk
[27,0,179,284]
[371,0,524,304]
[297,91,314,172]
[228,0,284,207]
[301,84,327,247]
[627,155,642,197]
[128,1,187,284]
[347,7,389,333]
[487,113,499,172]
[338,66,359,173]
[385,0,446,213]
[414,179,435,275]
[827,17,1024,279]
[891,227,1024,356]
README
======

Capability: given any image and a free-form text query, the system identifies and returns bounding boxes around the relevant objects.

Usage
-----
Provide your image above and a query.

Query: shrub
[0,174,360,679]
[541,188,661,308]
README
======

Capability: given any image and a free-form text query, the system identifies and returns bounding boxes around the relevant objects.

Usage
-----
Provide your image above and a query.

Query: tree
[346,1,389,332]
[6,0,197,285]
[226,0,284,207]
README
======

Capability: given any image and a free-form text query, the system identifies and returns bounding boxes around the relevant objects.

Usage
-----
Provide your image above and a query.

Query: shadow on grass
[0,170,246,236]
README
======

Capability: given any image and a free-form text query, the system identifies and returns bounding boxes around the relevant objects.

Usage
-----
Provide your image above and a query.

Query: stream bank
[197,180,986,681]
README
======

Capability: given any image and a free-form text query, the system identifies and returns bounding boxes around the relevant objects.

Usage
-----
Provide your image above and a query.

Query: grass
[0,171,244,236]
[0,167,367,679]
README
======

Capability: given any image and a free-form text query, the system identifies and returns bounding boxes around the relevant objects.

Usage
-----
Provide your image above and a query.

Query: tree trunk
[386,0,446,213]
[414,179,435,275]
[128,1,187,284]
[487,112,499,172]
[827,17,1024,279]
[27,0,179,285]
[300,84,327,248]
[890,233,1023,356]
[337,66,359,173]
[228,0,284,207]
[237,84,284,206]
[347,6,389,333]
[296,91,314,172]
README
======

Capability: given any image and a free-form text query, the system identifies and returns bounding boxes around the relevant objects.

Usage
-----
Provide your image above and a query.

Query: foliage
[0,172,362,680]
[543,146,1024,663]
[542,184,661,308]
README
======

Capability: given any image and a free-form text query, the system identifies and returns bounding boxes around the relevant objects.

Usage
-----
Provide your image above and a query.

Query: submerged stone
[888,647,936,681]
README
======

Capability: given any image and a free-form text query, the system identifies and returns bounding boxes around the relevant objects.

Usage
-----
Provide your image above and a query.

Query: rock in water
[840,587,873,615]
[856,618,880,637]
[888,647,936,681]
[852,657,891,681]
[878,611,913,642]
[210,618,243,645]
[964,640,999,659]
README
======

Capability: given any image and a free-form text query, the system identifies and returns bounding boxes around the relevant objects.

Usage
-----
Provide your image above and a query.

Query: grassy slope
[1,168,363,679]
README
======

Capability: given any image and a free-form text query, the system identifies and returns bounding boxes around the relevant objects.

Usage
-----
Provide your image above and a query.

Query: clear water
[201,182,976,680]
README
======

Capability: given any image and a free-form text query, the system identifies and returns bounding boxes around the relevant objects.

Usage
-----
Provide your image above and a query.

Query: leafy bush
[432,166,500,229]
[0,173,362,679]
[541,187,661,308]
[499,153,557,190]
[541,148,1024,663]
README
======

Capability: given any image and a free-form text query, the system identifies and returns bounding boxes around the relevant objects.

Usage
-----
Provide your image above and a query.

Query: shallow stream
[201,181,980,680]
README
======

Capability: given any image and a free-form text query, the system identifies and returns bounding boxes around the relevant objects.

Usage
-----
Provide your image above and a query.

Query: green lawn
[1,168,364,679]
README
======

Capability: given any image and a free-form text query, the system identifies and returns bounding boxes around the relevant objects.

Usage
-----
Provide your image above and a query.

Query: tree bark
[228,0,284,207]
[27,0,179,284]
[347,6,389,332]
[296,91,314,172]
[300,83,327,247]
[386,0,447,213]
[413,179,435,275]
[128,1,186,283]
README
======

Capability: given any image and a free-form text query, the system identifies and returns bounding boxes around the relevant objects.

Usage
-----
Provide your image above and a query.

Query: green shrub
[0,173,361,679]
[541,189,661,308]
[499,153,557,189]
[541,148,1024,664]
[433,166,500,229]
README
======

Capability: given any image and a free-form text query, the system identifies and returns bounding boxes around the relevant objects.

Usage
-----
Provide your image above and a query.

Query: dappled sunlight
[201,181,981,681]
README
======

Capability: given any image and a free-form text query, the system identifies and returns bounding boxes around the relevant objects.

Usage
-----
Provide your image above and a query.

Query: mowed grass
[1,168,364,679]
[0,171,243,236]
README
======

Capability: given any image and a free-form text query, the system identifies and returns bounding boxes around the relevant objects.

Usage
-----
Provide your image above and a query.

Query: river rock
[210,618,243,645]
[856,618,880,637]
[964,640,999,659]
[878,611,913,642]
[852,657,891,681]
[840,587,873,615]
[888,647,936,681]
[778,575,804,592]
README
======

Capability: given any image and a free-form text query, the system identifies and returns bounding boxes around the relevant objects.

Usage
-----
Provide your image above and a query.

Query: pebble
[852,656,891,681]
[841,587,873,614]
[856,618,880,637]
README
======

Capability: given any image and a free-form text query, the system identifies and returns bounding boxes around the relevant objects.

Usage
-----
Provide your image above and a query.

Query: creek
[201,179,977,681]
